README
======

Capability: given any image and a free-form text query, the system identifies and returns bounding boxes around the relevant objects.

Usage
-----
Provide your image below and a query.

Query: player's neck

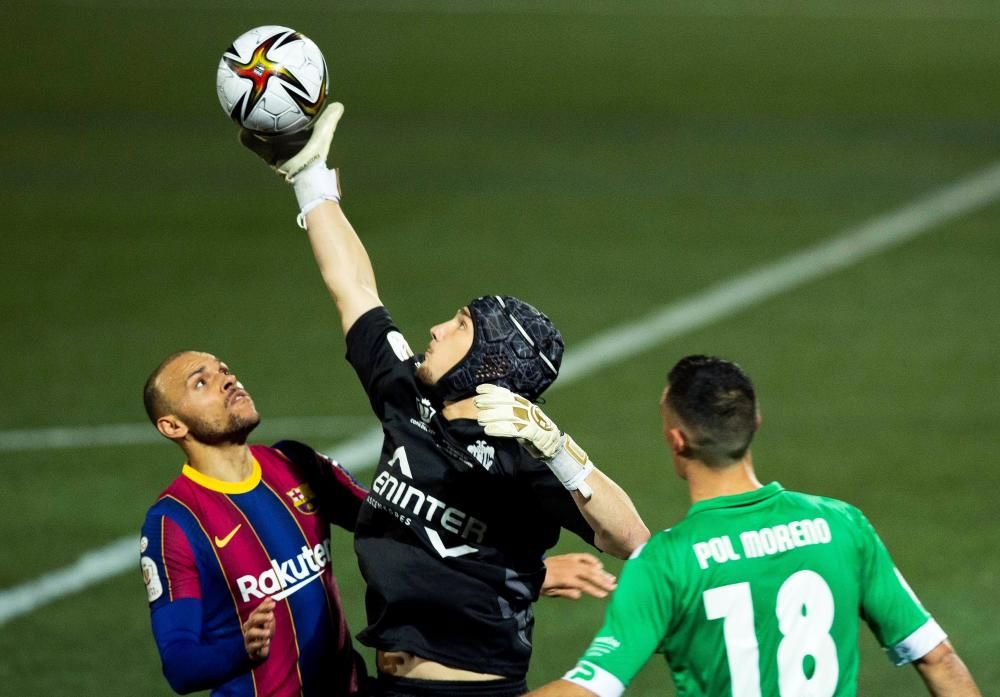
[686,456,762,504]
[441,396,478,421]
[185,442,255,483]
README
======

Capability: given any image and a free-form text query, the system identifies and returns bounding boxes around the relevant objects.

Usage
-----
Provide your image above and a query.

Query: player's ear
[667,428,687,456]
[755,409,762,430]
[157,414,189,440]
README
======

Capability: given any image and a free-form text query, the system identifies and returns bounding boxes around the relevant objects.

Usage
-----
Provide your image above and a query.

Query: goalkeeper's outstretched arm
[241,103,381,335]
[302,199,381,335]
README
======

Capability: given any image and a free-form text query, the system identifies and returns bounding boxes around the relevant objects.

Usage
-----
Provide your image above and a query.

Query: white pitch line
[0,428,385,627]
[558,159,1000,384]
[0,416,373,453]
[3,159,1000,626]
[0,537,138,627]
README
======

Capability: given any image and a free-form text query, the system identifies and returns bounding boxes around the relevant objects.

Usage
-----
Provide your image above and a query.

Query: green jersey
[564,483,944,697]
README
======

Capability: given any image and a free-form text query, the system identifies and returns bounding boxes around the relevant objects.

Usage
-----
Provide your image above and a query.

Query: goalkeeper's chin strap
[547,434,594,500]
[291,161,341,229]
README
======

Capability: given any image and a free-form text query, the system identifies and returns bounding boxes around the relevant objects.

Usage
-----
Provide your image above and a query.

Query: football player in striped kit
[139,350,368,696]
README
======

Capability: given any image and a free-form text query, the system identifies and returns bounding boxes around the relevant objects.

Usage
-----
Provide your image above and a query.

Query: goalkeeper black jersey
[346,306,596,678]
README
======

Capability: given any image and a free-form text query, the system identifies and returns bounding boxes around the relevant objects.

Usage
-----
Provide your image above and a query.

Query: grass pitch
[2,2,999,694]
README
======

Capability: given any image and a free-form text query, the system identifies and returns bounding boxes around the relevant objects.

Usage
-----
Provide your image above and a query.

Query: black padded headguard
[431,295,564,404]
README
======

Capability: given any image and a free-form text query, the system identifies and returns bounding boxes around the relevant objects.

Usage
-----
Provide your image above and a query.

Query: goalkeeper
[239,104,650,697]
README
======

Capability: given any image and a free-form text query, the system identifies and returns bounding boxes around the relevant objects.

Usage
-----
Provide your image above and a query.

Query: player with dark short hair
[521,355,982,697]
[662,355,758,466]
[238,103,650,696]
[139,350,368,697]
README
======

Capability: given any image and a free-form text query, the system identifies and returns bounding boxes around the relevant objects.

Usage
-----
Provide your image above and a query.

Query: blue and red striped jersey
[140,442,367,696]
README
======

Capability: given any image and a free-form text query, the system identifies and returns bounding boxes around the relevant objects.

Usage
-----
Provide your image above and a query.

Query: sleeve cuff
[887,618,947,665]
[563,661,626,697]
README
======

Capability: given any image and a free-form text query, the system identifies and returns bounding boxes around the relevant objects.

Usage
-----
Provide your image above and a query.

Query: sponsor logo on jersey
[387,331,414,361]
[466,440,495,470]
[368,445,486,557]
[426,529,479,558]
[371,471,488,546]
[214,524,242,548]
[286,482,318,514]
[235,540,331,602]
[141,556,163,602]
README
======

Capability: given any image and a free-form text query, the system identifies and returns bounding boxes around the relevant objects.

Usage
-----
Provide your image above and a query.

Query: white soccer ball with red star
[216,26,328,135]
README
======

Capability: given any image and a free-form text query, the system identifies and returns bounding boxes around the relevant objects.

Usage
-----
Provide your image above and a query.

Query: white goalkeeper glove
[474,384,594,499]
[239,102,345,225]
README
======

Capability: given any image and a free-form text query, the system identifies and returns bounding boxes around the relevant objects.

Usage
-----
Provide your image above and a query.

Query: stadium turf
[2,1,998,694]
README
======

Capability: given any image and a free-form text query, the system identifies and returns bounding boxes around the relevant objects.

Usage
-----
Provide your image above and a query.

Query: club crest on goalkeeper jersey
[140,443,367,697]
[563,483,945,697]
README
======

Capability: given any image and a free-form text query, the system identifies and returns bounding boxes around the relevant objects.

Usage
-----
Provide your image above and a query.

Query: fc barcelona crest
[286,482,319,514]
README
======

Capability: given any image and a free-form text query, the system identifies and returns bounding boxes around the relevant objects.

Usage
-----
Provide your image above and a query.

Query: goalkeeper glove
[240,102,344,181]
[240,103,345,226]
[474,384,594,499]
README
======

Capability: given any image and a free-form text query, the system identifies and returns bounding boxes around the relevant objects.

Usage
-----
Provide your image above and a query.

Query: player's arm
[272,440,369,531]
[475,385,650,559]
[853,508,980,694]
[533,544,671,697]
[241,103,381,335]
[913,642,982,697]
[541,553,617,600]
[153,600,255,694]
[569,468,649,559]
[302,198,381,335]
[142,512,253,693]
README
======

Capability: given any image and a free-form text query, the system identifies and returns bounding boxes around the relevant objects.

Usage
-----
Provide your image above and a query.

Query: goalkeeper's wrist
[546,434,595,499]
[293,162,341,229]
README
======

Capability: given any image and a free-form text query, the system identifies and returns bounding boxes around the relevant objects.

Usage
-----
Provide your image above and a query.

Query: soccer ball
[216,26,328,135]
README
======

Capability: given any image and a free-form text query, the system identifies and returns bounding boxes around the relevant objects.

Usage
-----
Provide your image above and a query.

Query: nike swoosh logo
[214,524,242,548]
